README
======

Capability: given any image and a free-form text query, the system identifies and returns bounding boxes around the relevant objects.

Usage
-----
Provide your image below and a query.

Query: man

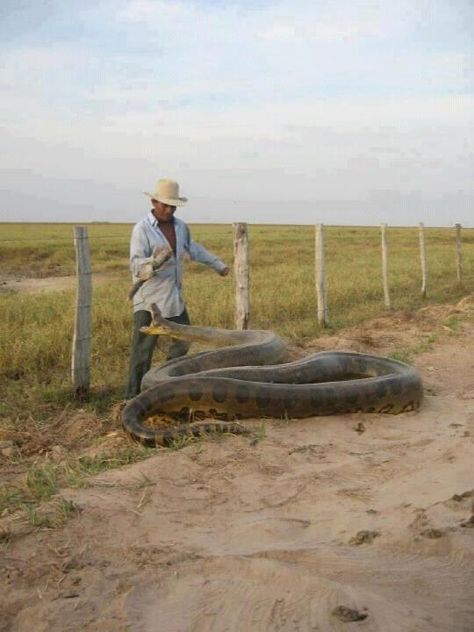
[125,178,229,399]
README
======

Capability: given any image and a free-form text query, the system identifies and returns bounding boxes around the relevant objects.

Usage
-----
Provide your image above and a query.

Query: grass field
[0,222,473,527]
[1,221,473,400]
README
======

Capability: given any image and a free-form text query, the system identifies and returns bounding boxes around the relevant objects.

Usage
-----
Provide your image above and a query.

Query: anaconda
[122,304,423,447]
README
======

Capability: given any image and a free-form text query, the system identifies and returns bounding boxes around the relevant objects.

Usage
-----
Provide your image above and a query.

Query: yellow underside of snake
[122,304,423,447]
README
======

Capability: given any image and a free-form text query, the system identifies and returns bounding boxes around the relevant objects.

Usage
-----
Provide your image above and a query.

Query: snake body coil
[122,305,423,447]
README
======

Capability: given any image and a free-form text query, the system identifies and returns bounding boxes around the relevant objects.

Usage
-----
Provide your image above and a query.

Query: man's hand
[130,246,174,300]
[219,266,230,277]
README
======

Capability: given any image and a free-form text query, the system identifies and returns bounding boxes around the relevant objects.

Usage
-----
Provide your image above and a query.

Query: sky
[0,0,473,226]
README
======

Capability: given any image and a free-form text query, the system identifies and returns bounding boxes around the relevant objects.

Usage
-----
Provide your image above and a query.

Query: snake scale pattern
[122,304,423,447]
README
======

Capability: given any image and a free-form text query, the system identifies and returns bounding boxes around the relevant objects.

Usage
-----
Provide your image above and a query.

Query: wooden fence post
[381,223,391,309]
[233,222,249,330]
[418,222,427,298]
[72,226,92,398]
[315,223,328,327]
[455,223,463,286]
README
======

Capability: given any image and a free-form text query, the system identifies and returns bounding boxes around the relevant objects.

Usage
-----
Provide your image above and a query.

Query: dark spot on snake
[345,390,358,405]
[375,382,387,399]
[212,382,227,403]
[390,379,402,395]
[159,387,175,403]
[236,383,250,403]
[283,393,298,412]
[310,390,322,408]
[256,389,270,409]
[188,382,203,401]
[312,387,337,413]
[350,358,367,376]
[171,366,186,376]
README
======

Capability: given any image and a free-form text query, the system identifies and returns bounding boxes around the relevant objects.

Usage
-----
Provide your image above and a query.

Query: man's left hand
[219,266,230,277]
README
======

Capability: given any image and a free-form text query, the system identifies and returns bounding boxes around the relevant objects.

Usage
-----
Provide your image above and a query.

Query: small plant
[25,461,58,502]
[0,486,27,517]
[23,497,79,529]
[252,421,267,444]
[168,433,196,451]
[445,315,461,331]
[63,445,154,487]
[389,349,412,364]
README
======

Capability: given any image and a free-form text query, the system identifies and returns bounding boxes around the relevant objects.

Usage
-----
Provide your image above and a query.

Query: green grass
[63,445,155,486]
[0,444,155,527]
[22,498,79,530]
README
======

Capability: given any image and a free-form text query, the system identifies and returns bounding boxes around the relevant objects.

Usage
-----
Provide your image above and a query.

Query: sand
[1,298,473,631]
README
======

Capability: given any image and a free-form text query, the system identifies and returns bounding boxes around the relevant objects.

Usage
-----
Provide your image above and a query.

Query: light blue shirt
[130,212,226,317]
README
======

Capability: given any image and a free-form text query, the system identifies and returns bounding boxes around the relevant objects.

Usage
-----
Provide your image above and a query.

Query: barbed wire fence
[0,222,471,396]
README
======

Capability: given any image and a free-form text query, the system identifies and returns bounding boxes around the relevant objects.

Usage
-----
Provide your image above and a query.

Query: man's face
[151,199,176,222]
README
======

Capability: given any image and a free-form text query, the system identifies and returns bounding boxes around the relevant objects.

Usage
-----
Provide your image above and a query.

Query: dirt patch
[1,298,474,631]
[298,296,474,359]
[0,273,118,295]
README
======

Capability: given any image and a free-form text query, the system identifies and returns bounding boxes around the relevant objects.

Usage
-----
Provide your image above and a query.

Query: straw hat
[144,178,188,206]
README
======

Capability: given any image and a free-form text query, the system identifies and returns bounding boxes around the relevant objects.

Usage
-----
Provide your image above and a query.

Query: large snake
[122,304,423,447]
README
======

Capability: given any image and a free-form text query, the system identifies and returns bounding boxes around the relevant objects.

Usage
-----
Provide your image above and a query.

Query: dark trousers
[125,308,191,399]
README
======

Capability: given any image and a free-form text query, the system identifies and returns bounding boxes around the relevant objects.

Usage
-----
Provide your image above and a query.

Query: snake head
[140,324,165,335]
[140,303,173,336]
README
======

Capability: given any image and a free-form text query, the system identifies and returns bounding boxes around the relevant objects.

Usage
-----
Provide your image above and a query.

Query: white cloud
[0,45,96,82]
[1,94,471,205]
